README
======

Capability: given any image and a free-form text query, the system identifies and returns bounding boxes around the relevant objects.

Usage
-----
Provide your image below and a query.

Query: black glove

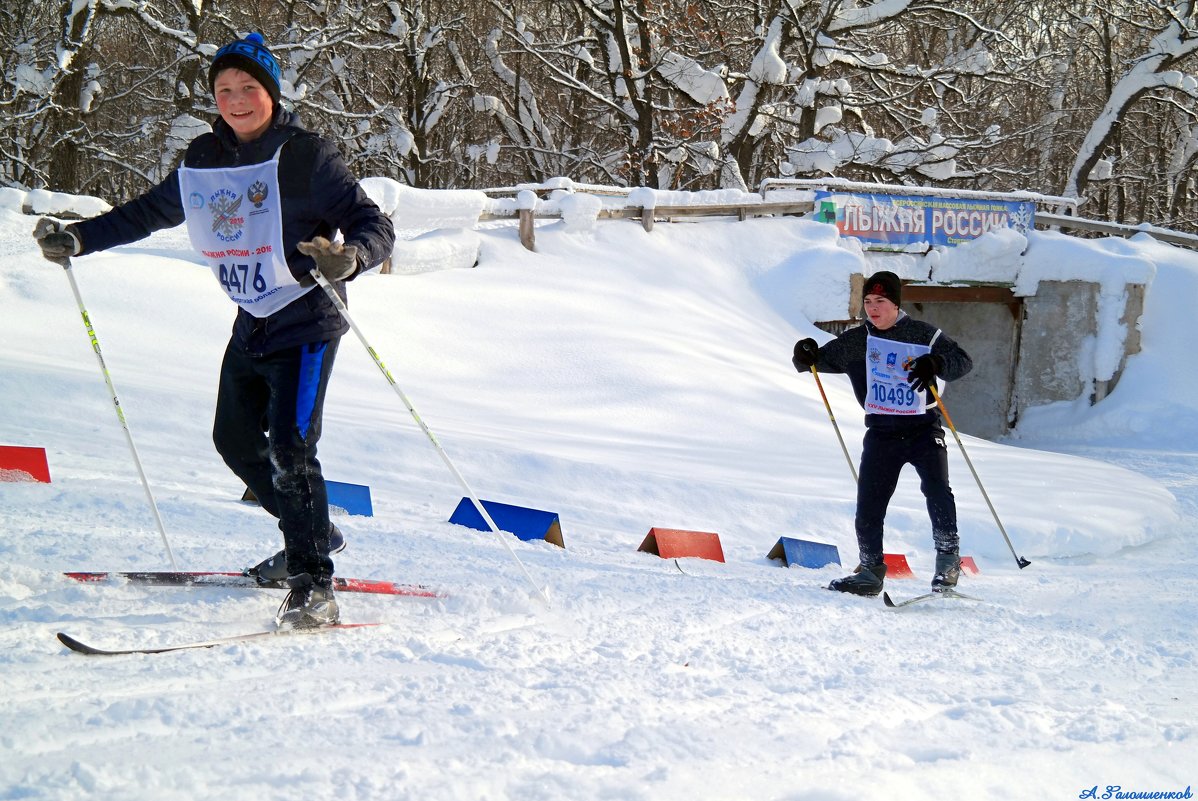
[906,354,944,392]
[33,217,81,267]
[791,338,819,373]
[297,236,359,284]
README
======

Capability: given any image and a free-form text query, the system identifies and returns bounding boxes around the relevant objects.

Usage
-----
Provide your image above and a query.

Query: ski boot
[245,523,345,584]
[276,572,340,629]
[828,562,888,597]
[931,552,961,591]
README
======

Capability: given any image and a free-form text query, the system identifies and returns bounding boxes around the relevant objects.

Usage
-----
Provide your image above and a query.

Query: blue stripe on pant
[296,341,327,440]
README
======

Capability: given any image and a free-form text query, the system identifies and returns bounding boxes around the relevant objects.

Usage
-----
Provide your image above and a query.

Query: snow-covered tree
[1064,0,1198,224]
[474,0,739,188]
[281,1,471,188]
[3,0,1197,233]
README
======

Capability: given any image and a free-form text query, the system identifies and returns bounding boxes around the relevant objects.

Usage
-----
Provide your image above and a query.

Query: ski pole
[310,270,551,608]
[929,385,1030,569]
[61,258,179,570]
[810,365,858,483]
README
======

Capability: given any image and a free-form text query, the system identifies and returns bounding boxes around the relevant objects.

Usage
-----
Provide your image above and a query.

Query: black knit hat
[863,270,901,306]
[209,33,281,105]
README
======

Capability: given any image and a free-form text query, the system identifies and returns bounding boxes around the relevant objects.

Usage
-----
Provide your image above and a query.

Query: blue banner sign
[813,190,1035,249]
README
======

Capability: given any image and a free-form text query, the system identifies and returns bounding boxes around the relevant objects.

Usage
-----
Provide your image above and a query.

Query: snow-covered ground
[1,200,1194,800]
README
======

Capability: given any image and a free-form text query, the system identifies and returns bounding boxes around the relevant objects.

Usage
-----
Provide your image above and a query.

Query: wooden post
[518,208,536,251]
[641,206,654,232]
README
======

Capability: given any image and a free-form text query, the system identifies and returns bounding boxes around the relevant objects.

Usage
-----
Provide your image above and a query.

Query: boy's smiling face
[214,68,273,143]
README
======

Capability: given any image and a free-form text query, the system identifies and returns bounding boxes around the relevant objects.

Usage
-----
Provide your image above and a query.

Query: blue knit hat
[209,33,281,105]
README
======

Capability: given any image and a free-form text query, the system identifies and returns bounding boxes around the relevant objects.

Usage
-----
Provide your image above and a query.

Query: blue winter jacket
[69,107,395,355]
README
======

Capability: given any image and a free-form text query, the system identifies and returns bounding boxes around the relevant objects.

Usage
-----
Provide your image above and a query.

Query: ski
[883,588,981,608]
[57,623,380,656]
[65,571,443,598]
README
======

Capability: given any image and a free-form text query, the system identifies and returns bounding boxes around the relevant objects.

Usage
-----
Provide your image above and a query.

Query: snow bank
[752,220,865,324]
[386,229,481,274]
[360,177,489,273]
[361,176,489,234]
[1,196,1195,801]
[1,187,111,218]
[928,226,1027,283]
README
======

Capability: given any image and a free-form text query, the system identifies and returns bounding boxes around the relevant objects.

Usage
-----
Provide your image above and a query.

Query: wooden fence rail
[483,200,1197,253]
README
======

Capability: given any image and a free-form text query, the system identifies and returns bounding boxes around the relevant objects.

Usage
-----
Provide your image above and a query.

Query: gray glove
[33,217,82,267]
[297,236,359,283]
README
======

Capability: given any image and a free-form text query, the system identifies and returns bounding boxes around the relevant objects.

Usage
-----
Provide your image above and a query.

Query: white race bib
[180,147,312,318]
[865,333,930,416]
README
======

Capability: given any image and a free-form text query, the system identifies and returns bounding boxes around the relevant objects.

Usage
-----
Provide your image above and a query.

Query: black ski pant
[854,423,959,567]
[212,338,339,586]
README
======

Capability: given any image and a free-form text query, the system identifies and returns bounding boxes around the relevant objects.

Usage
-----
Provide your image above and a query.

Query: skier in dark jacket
[33,33,395,629]
[791,271,972,597]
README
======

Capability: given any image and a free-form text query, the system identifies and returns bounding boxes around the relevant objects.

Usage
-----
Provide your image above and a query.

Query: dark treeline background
[3,1,1197,231]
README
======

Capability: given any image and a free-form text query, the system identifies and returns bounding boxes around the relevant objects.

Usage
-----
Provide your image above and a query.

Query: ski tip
[57,631,81,648]
[57,631,106,655]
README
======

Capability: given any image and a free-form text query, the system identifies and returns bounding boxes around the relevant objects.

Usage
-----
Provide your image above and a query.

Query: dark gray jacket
[813,312,972,431]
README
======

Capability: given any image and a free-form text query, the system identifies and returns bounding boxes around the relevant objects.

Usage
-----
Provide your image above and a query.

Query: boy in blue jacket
[792,271,973,597]
[34,33,395,629]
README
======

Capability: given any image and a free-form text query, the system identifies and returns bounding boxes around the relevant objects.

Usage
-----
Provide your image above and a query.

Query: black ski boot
[828,562,888,597]
[276,572,340,629]
[245,523,345,584]
[931,552,961,590]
